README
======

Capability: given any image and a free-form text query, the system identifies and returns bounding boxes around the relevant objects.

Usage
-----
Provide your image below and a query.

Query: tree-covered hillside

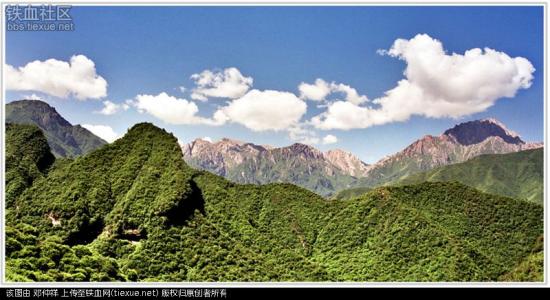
[5,123,544,282]
[335,148,543,204]
[5,123,55,207]
[396,149,543,203]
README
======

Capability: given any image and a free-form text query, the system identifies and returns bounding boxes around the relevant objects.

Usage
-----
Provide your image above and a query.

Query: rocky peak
[280,143,324,159]
[182,138,210,157]
[8,99,72,128]
[443,118,524,146]
[324,149,371,177]
[219,138,244,145]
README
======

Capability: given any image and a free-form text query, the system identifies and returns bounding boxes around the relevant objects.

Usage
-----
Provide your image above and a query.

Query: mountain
[336,148,544,203]
[6,122,543,281]
[5,123,55,207]
[396,148,544,203]
[6,100,107,157]
[182,138,370,196]
[324,149,372,177]
[184,118,541,198]
[352,118,543,189]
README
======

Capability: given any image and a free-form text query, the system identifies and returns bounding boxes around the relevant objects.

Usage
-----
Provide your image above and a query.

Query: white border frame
[0,0,547,288]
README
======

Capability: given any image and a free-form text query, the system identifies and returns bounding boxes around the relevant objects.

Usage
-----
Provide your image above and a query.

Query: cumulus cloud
[96,100,129,115]
[312,34,535,130]
[6,55,108,100]
[23,93,43,101]
[298,79,332,101]
[299,78,368,104]
[288,125,320,145]
[214,89,307,132]
[190,67,253,101]
[82,124,119,143]
[331,83,368,105]
[322,134,338,145]
[130,92,221,126]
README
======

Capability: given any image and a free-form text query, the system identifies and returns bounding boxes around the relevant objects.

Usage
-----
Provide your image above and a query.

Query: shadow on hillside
[67,218,104,246]
[165,179,205,226]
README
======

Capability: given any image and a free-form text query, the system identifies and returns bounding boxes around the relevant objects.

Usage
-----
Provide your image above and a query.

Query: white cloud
[331,83,368,105]
[299,78,367,104]
[288,125,320,145]
[298,79,332,101]
[322,134,338,144]
[311,100,386,130]
[82,124,119,143]
[96,100,129,115]
[190,67,253,101]
[6,55,108,100]
[215,89,307,132]
[23,93,43,100]
[201,136,213,143]
[312,34,535,130]
[130,92,220,125]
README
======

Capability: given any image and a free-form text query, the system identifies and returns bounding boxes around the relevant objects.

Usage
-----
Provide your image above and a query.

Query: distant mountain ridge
[354,118,543,188]
[444,118,524,145]
[397,148,544,203]
[6,100,107,158]
[336,148,544,203]
[182,138,370,196]
[183,118,542,196]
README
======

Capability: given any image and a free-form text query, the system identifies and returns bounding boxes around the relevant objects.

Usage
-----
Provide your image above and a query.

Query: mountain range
[353,118,542,188]
[6,99,543,202]
[183,138,369,196]
[335,148,543,203]
[6,100,107,157]
[5,121,543,281]
[183,118,542,196]
[5,100,544,202]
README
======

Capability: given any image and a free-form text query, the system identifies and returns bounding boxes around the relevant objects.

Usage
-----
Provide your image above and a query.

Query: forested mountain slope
[5,123,543,282]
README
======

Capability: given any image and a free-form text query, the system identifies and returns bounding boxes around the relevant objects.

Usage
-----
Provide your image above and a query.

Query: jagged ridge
[183,138,370,196]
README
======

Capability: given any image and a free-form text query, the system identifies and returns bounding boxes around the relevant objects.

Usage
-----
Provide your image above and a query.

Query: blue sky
[6,6,544,163]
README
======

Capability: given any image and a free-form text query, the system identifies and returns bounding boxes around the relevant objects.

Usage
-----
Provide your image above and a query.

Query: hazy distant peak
[443,118,524,146]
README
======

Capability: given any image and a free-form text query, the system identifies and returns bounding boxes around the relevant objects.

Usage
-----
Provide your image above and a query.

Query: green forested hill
[5,123,55,207]
[5,123,544,282]
[6,100,106,157]
[331,186,372,200]
[395,149,543,203]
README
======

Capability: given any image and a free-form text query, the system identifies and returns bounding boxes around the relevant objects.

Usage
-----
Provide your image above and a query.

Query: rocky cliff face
[324,149,372,177]
[182,139,369,196]
[182,138,268,176]
[183,139,371,177]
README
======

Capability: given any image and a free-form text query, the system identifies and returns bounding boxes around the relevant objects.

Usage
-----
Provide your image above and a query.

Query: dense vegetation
[5,123,55,207]
[6,100,106,157]
[396,149,543,203]
[335,149,543,204]
[5,123,544,282]
[331,186,372,201]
